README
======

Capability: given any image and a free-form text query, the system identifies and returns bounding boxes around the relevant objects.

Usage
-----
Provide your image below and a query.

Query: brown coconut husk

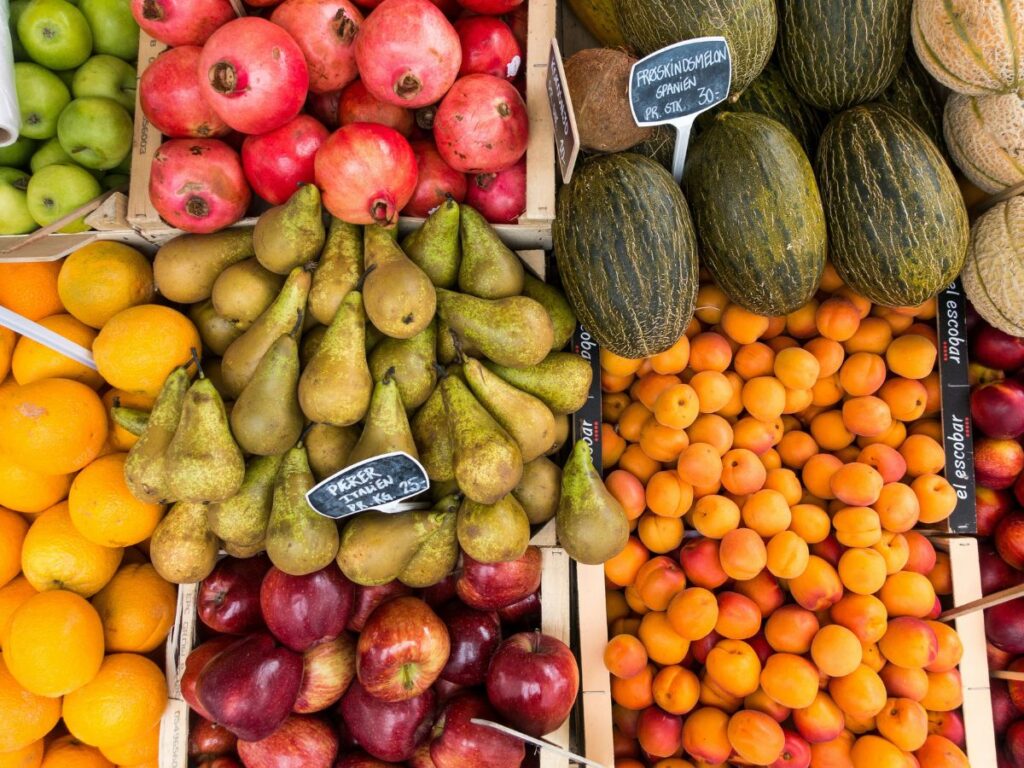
[565,48,652,153]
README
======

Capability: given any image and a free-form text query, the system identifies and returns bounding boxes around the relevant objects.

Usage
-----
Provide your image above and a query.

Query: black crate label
[306,452,430,519]
[572,324,603,474]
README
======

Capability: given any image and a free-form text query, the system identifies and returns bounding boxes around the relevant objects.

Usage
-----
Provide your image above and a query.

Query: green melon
[565,0,625,47]
[614,0,777,96]
[816,103,969,307]
[777,0,910,111]
[553,154,698,358]
[963,196,1024,336]
[880,52,948,155]
[944,92,1024,194]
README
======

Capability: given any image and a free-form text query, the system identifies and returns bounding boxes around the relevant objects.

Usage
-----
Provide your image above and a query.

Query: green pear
[189,300,244,356]
[556,439,629,565]
[124,366,189,504]
[254,184,326,275]
[369,320,437,410]
[207,453,284,547]
[457,494,530,563]
[150,501,218,584]
[485,352,593,414]
[309,218,363,325]
[362,224,436,339]
[522,274,576,351]
[548,414,570,456]
[458,204,524,298]
[401,197,460,288]
[212,258,285,327]
[337,510,442,586]
[153,227,255,303]
[410,385,454,482]
[436,289,552,368]
[306,423,360,481]
[399,497,459,588]
[231,331,303,456]
[513,455,562,525]
[300,325,326,367]
[347,371,418,465]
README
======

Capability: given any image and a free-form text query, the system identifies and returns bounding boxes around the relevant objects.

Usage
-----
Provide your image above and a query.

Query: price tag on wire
[306,451,431,519]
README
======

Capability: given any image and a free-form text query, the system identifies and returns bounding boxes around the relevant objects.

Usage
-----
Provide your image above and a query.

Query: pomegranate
[465,158,525,223]
[455,16,522,80]
[434,73,529,173]
[139,47,230,139]
[242,115,329,205]
[403,139,467,217]
[353,0,461,109]
[307,90,342,129]
[131,0,235,47]
[354,0,458,13]
[506,3,528,53]
[338,80,415,137]
[198,17,309,136]
[270,0,363,94]
[314,123,418,225]
[457,0,523,13]
[149,139,251,234]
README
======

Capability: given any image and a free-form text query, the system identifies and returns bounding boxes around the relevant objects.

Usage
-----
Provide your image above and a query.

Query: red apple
[348,581,413,632]
[438,602,501,686]
[1016,472,1024,508]
[237,715,338,768]
[198,555,271,635]
[432,678,467,703]
[188,718,238,758]
[260,564,355,651]
[975,323,1024,372]
[1007,720,1024,768]
[294,633,357,714]
[771,729,811,768]
[635,706,682,758]
[981,543,1024,594]
[978,487,1016,536]
[419,573,457,608]
[997,513,1024,570]
[993,681,1022,736]
[182,635,238,720]
[339,679,436,762]
[333,752,401,767]
[357,596,450,702]
[973,379,1024,439]
[456,547,542,611]
[485,631,579,737]
[407,742,437,768]
[429,693,525,768]
[975,437,1024,490]
[496,589,540,632]
[987,597,1024,654]
[196,633,304,741]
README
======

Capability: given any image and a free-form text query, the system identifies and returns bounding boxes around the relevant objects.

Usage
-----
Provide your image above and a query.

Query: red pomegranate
[465,157,525,223]
[314,123,418,225]
[352,0,459,13]
[403,140,466,217]
[307,89,343,129]
[353,0,461,109]
[338,80,415,137]
[198,17,309,136]
[456,0,523,12]
[130,0,235,47]
[139,46,230,139]
[434,73,528,173]
[270,0,363,94]
[455,16,522,80]
[506,3,528,52]
[242,115,329,205]
[149,139,251,234]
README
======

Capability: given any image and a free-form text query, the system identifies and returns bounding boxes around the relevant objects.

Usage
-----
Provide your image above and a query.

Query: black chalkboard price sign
[629,37,732,182]
[546,38,581,184]
[305,451,430,520]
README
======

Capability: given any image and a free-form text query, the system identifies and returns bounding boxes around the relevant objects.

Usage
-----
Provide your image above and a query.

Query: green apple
[0,136,38,167]
[30,137,74,172]
[26,163,101,232]
[72,55,136,110]
[57,97,133,170]
[79,0,138,61]
[54,68,77,88]
[0,168,38,234]
[14,62,71,140]
[101,172,128,190]
[18,0,93,71]
[9,0,32,61]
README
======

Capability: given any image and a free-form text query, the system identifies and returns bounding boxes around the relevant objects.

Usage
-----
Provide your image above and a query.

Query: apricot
[873,483,921,534]
[652,665,700,716]
[831,594,889,644]
[651,334,691,375]
[858,444,908,484]
[705,639,762,698]
[721,448,767,495]
[899,435,945,477]
[829,665,887,720]
[764,467,802,504]
[844,711,877,735]
[734,569,785,617]
[902,532,937,574]
[699,670,744,713]
[849,734,908,768]
[876,698,928,752]
[879,377,928,422]
[639,420,690,463]
[810,409,856,451]
[773,346,820,390]
[809,728,855,765]
[625,585,648,615]
[618,402,654,443]
[789,503,831,544]
[839,352,887,397]
[721,305,770,345]
[689,370,733,414]
[831,462,884,506]
[861,640,886,672]
[676,442,722,487]
[719,370,746,418]
[654,383,700,430]
[689,332,733,373]
[666,587,718,642]
[633,556,688,612]
[811,624,863,678]
[879,663,929,701]
[802,453,844,500]
[637,513,686,554]
[788,555,844,612]
[765,605,819,653]
[879,572,936,619]
[873,532,911,574]
[695,284,728,325]
[735,343,776,380]
[727,709,785,766]
[686,414,734,457]
[605,537,650,587]
[678,538,729,589]
[817,297,861,342]
[745,687,791,723]
[714,591,762,640]
[737,490,790,538]
[786,300,821,339]
[913,735,969,768]
[911,474,957,524]
[603,427,627,469]
[844,316,893,354]
[637,705,683,758]
[878,617,939,670]
[742,377,787,422]
[604,634,649,679]
[619,444,660,484]
[638,611,690,666]
[925,621,963,673]
[602,349,644,377]
[886,334,936,380]
[718,528,767,582]
[760,653,820,709]
[838,547,888,596]
[928,551,953,596]
[833,506,882,548]
[920,669,963,712]
[646,471,693,519]
[926,711,966,748]
[610,663,656,710]
[733,416,779,455]
[793,690,846,745]
[766,530,810,579]
[691,494,740,539]
[681,706,731,764]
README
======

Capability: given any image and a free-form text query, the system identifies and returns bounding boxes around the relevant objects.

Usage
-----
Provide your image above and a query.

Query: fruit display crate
[126,0,557,251]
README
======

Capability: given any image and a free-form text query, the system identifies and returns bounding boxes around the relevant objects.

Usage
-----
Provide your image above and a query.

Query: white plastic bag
[0,2,20,147]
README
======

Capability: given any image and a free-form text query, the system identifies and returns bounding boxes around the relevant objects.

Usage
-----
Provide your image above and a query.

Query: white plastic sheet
[0,2,19,147]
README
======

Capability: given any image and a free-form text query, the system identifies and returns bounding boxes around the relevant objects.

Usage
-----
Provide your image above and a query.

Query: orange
[0,739,43,768]
[0,262,63,321]
[92,305,200,398]
[91,563,176,654]
[62,653,167,748]
[5,589,104,697]
[0,576,37,648]
[0,655,60,753]
[0,328,15,382]
[0,455,72,515]
[69,454,165,548]
[39,736,113,768]
[0,379,107,475]
[21,502,123,597]
[0,509,29,589]
[57,243,155,329]
[98,722,159,766]
[11,315,104,389]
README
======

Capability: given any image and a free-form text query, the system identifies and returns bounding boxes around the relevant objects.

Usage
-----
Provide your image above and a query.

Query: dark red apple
[429,693,525,768]
[975,323,1024,372]
[347,581,413,632]
[339,679,435,762]
[496,590,540,632]
[981,543,1024,594]
[993,681,1022,736]
[485,631,579,737]
[260,564,355,652]
[973,379,1024,439]
[771,729,811,768]
[196,633,304,741]
[456,547,542,611]
[294,633,357,714]
[987,597,1024,653]
[237,715,338,768]
[407,742,437,768]
[198,555,271,634]
[438,602,501,686]
[182,635,238,720]
[333,752,400,767]
[432,678,467,703]
[188,718,237,758]
[419,573,457,609]
[357,596,450,702]
[997,513,1024,570]
[1007,720,1024,768]
[976,437,1024,490]
[978,487,1016,537]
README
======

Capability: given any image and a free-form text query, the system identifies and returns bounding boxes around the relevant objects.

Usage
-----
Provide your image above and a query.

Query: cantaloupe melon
[911,0,1024,96]
[963,196,1024,336]
[944,92,1024,193]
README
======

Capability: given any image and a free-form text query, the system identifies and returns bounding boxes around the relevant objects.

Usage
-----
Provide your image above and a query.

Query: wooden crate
[128,0,556,251]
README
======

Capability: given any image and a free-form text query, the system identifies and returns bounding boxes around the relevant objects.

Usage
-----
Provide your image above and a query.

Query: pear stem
[189,347,205,379]
[356,263,376,292]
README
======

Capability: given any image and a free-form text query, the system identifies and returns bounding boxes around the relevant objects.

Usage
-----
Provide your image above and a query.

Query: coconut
[565,48,652,153]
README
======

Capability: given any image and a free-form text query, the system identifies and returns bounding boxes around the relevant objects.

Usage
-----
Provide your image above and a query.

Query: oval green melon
[944,92,1024,193]
[777,0,910,111]
[553,154,698,358]
[880,52,948,155]
[565,0,625,47]
[683,112,826,316]
[912,0,1024,96]
[963,196,1024,336]
[614,0,777,96]
[817,103,969,307]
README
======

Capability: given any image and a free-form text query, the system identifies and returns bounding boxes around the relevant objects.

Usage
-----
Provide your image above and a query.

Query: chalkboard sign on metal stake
[628,37,732,183]
[306,451,431,520]
[546,38,581,183]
